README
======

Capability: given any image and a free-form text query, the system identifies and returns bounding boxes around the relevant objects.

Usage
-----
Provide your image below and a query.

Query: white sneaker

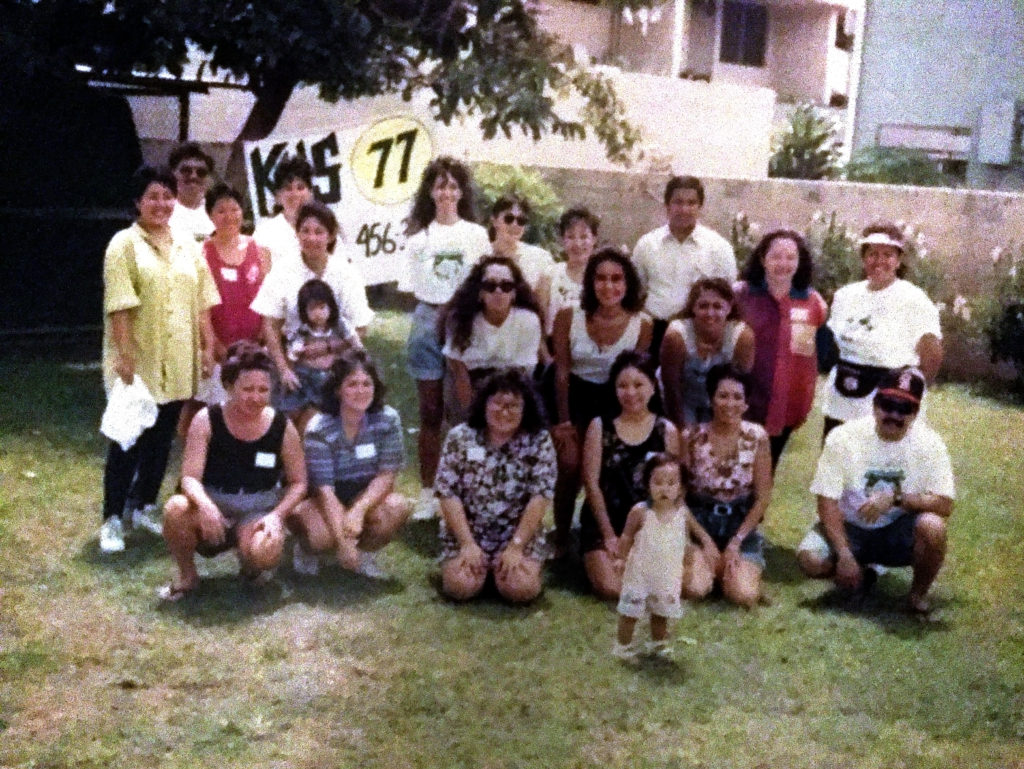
[411,488,439,521]
[99,517,125,553]
[129,504,164,535]
[356,550,387,579]
[645,640,673,660]
[292,542,320,576]
[611,641,639,661]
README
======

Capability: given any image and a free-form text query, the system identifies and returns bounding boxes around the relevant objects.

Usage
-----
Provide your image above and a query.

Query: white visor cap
[858,231,904,251]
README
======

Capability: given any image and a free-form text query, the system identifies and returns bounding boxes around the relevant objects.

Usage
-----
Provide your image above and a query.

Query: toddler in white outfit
[613,452,694,661]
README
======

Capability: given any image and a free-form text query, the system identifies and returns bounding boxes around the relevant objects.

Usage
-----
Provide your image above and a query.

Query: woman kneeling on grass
[434,370,556,602]
[288,349,412,578]
[160,342,306,600]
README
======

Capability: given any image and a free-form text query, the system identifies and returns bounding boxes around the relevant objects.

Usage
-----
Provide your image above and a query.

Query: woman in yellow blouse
[99,165,219,554]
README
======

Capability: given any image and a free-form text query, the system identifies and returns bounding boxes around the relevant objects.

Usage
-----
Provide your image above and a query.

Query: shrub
[980,245,1024,394]
[730,211,762,271]
[472,163,564,254]
[768,103,842,180]
[843,146,954,187]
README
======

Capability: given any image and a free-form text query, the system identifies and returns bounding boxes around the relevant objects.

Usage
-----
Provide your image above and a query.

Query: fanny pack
[834,359,890,399]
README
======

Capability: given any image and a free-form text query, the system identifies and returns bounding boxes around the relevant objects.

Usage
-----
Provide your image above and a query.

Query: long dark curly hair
[579,246,644,316]
[442,255,540,352]
[405,156,477,235]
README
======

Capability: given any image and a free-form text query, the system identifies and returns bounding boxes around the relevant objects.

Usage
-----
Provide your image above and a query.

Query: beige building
[541,0,860,107]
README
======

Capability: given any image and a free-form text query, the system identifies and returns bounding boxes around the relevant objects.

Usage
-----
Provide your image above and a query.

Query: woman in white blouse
[442,256,543,420]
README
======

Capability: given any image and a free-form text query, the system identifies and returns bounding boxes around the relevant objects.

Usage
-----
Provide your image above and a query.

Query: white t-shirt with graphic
[824,279,941,421]
[810,415,955,530]
[399,220,491,305]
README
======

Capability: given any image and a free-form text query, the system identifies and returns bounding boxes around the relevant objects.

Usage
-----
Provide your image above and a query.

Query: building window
[720,1,767,67]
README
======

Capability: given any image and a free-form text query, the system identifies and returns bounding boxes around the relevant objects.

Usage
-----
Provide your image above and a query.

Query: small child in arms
[282,278,360,430]
[613,453,695,661]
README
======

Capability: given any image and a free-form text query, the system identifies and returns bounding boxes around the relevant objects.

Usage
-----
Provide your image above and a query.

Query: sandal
[157,582,196,602]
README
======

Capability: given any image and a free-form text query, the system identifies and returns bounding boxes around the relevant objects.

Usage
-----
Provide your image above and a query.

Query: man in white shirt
[631,175,736,361]
[167,142,215,243]
[797,368,955,614]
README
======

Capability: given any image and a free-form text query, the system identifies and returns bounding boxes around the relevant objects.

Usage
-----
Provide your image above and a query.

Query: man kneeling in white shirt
[797,367,955,614]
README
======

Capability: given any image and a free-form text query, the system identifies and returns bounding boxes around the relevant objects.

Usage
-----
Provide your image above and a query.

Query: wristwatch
[893,489,904,509]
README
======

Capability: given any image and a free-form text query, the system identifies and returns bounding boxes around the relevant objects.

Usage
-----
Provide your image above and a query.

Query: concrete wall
[535,168,1024,287]
[852,0,1024,190]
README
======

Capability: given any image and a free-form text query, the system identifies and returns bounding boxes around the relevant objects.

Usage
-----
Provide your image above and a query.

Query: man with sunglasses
[797,367,955,614]
[168,142,216,242]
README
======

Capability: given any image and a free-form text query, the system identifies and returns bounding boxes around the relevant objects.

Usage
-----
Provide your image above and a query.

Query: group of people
[99,147,956,652]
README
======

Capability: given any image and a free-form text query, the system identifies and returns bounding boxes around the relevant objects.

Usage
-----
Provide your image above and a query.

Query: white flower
[953,295,971,321]
[991,246,1004,263]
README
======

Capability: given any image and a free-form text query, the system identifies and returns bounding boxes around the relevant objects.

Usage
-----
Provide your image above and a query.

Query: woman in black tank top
[159,343,307,601]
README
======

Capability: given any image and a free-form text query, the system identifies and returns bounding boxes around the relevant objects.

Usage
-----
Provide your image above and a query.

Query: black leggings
[103,400,184,520]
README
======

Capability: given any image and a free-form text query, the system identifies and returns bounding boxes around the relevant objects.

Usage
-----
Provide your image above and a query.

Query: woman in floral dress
[434,370,556,603]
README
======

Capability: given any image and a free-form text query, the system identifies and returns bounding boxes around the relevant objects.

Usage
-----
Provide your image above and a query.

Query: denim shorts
[406,302,445,381]
[275,364,330,413]
[799,514,918,568]
[689,494,766,569]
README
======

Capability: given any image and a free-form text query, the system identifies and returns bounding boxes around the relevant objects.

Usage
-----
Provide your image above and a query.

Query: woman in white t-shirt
[400,157,491,519]
[536,207,599,341]
[442,256,543,420]
[822,222,943,438]
[487,194,555,295]
[252,154,315,267]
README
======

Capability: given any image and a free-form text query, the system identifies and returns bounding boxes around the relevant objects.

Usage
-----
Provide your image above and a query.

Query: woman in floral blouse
[434,370,556,602]
[682,364,773,608]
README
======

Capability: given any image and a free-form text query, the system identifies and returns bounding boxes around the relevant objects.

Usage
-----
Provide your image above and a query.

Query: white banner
[244,115,434,285]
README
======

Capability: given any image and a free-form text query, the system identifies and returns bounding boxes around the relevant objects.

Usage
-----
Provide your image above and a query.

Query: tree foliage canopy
[7,0,642,163]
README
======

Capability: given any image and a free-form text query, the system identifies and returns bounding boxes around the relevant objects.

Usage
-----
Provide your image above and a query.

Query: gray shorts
[406,302,445,381]
[196,487,283,558]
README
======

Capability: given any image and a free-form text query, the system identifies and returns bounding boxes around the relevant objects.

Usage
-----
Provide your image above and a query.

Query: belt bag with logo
[834,359,890,399]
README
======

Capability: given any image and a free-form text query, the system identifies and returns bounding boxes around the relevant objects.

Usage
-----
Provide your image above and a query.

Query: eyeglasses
[502,213,528,226]
[876,396,918,416]
[481,279,516,293]
[177,164,209,179]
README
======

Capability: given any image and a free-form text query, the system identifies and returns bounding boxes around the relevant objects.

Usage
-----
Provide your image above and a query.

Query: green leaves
[768,103,842,180]
[8,0,640,163]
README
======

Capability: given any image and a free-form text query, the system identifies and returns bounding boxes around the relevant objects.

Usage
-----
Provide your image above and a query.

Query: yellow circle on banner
[350,116,433,206]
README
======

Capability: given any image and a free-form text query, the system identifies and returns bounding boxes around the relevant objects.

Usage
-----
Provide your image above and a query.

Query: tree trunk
[225,73,299,205]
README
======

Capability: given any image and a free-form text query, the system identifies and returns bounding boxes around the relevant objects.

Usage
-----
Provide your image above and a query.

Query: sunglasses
[502,213,528,226]
[481,279,517,294]
[876,396,918,416]
[177,164,210,179]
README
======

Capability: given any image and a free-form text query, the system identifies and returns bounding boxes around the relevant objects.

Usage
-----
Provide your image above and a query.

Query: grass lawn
[2,309,1023,768]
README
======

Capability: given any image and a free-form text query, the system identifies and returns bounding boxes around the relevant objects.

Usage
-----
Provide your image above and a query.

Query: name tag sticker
[467,446,487,462]
[254,451,276,468]
[220,267,239,282]
[355,443,377,460]
[790,307,810,322]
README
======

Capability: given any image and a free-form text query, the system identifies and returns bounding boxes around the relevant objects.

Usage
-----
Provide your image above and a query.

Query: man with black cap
[797,367,955,613]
